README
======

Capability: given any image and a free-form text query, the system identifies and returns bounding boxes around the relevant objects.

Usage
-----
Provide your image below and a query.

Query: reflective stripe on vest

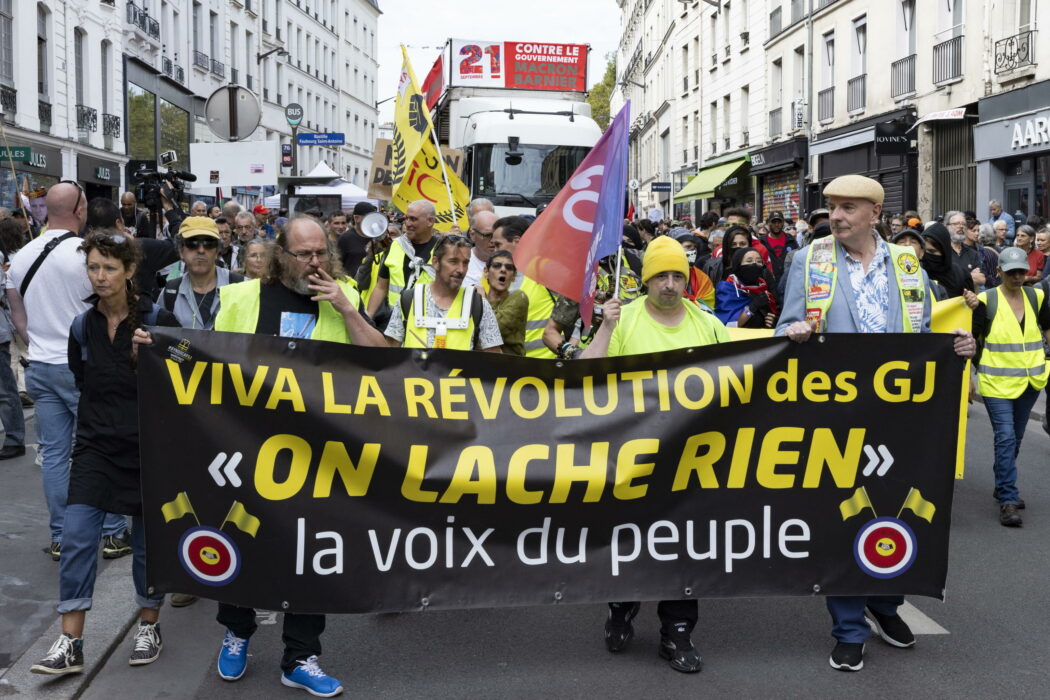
[521,276,557,359]
[403,284,476,350]
[803,237,924,333]
[976,287,1050,398]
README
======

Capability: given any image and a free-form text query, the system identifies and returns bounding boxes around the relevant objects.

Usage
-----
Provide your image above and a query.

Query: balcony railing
[682,76,688,93]
[769,7,782,37]
[741,131,750,147]
[769,107,782,137]
[126,2,159,40]
[0,86,15,122]
[847,74,866,112]
[162,56,173,77]
[263,87,270,101]
[995,30,1036,74]
[38,100,51,131]
[818,87,834,122]
[277,93,283,104]
[175,65,184,83]
[933,35,963,84]
[710,141,717,155]
[724,137,731,150]
[193,50,209,70]
[211,58,225,78]
[891,54,916,97]
[76,104,98,132]
[103,113,121,137]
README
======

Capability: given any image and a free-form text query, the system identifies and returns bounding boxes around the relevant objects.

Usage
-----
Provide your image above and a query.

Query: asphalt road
[5,400,1050,698]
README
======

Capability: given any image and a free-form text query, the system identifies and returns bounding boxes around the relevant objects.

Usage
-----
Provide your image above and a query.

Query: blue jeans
[25,362,124,541]
[984,386,1040,506]
[0,342,25,448]
[827,595,904,643]
[57,504,162,613]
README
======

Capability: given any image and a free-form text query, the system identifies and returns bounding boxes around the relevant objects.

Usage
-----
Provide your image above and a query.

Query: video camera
[133,150,197,211]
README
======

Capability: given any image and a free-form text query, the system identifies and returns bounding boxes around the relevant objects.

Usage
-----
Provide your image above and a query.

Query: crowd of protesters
[0,175,1044,693]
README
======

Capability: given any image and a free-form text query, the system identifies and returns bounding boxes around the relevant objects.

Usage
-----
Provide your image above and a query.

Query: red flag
[626,203,635,221]
[421,54,445,110]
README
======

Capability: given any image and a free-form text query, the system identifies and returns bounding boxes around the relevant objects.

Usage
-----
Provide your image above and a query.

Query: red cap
[253,205,270,215]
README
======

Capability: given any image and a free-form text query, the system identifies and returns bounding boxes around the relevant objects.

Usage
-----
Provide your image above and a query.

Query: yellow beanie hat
[641,235,689,283]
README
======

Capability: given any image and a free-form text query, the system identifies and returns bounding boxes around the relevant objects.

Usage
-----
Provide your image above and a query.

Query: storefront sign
[651,181,672,192]
[0,146,31,162]
[77,155,121,185]
[874,122,911,155]
[449,39,588,92]
[974,107,1050,161]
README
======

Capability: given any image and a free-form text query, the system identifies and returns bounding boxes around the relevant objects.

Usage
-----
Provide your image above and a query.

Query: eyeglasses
[470,228,494,240]
[58,180,86,207]
[281,248,330,263]
[183,237,219,250]
[489,262,516,272]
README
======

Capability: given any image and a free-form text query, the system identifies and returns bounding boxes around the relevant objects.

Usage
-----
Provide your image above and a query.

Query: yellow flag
[161,492,196,523]
[390,135,469,232]
[839,487,874,521]
[222,501,260,538]
[900,488,936,523]
[931,296,971,333]
[391,46,436,200]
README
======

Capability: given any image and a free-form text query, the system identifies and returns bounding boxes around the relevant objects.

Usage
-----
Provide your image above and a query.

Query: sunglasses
[184,237,219,250]
[58,180,86,206]
[489,261,516,272]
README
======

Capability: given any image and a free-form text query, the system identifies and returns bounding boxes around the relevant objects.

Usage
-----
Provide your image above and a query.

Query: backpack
[70,306,161,363]
[399,286,484,350]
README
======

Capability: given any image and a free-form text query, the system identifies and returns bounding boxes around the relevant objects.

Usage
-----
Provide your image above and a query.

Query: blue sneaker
[280,656,343,697]
[217,630,249,681]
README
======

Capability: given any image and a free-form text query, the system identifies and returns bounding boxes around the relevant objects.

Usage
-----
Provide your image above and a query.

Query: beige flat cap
[822,174,884,205]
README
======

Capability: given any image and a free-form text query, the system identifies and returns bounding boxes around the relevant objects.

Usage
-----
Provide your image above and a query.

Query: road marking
[894,601,949,635]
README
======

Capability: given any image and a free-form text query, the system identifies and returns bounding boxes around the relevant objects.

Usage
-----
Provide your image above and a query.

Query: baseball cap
[998,246,1030,273]
[253,204,270,215]
[353,201,377,216]
[178,216,220,240]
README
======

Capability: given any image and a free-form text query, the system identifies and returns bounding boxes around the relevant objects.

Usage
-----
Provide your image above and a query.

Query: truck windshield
[472,144,590,205]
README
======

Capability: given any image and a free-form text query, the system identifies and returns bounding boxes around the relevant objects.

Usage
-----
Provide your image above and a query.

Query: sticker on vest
[279,312,317,338]
[899,274,921,289]
[805,307,823,329]
[897,253,920,275]
[810,244,834,265]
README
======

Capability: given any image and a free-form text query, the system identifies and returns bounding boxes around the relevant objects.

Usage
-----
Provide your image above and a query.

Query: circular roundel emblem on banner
[179,526,241,586]
[897,252,920,274]
[853,517,917,579]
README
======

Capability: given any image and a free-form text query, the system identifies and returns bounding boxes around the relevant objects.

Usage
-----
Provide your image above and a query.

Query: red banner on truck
[449,39,588,92]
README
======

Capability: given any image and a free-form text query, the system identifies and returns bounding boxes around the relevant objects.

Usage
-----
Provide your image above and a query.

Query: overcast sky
[375,0,620,122]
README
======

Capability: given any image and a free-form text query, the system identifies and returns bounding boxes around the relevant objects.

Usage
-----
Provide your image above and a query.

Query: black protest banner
[139,329,964,614]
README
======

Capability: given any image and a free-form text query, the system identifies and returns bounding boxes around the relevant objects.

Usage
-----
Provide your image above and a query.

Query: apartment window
[681,44,689,92]
[192,2,201,52]
[709,101,717,150]
[37,5,47,96]
[209,11,218,58]
[897,0,916,57]
[723,95,731,148]
[101,40,110,113]
[939,0,964,35]
[0,0,12,87]
[771,58,783,104]
[852,17,867,77]
[1019,0,1034,32]
[821,32,835,88]
[740,85,749,129]
[740,0,749,32]
[230,23,239,73]
[246,30,253,81]
[74,28,85,104]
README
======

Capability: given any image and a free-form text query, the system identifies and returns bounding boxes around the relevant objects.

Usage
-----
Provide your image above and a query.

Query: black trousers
[217,602,326,673]
[611,599,698,634]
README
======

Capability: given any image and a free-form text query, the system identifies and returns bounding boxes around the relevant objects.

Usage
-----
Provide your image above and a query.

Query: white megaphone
[359,211,390,238]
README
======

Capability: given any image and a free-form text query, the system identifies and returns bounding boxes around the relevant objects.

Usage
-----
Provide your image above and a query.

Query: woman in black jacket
[31,230,179,676]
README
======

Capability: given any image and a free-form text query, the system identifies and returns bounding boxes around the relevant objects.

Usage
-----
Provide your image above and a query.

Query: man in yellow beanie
[580,235,727,673]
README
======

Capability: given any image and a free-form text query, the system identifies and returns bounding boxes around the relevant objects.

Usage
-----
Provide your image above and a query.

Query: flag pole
[429,128,457,229]
[613,244,623,299]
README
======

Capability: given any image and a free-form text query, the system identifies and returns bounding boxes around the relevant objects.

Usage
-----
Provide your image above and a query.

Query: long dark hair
[79,229,143,364]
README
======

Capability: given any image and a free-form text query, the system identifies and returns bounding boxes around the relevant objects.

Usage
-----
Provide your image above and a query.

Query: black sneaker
[43,541,61,561]
[865,607,915,648]
[1000,504,1023,527]
[658,622,702,673]
[604,602,640,652]
[102,531,132,559]
[829,641,864,671]
[30,633,84,675]
[992,493,1025,509]
[129,622,163,666]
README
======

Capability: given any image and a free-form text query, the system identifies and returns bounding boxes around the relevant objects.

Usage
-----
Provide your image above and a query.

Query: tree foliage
[587,55,616,131]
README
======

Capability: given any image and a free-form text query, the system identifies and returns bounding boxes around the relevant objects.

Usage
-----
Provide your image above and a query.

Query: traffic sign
[285,102,304,127]
[205,86,262,141]
[297,133,346,146]
[628,178,640,190]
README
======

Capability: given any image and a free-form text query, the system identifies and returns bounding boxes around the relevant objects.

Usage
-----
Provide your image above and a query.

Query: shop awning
[673,157,749,203]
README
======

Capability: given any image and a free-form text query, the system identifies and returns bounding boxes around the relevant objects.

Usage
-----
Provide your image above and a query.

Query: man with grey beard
[946,210,984,288]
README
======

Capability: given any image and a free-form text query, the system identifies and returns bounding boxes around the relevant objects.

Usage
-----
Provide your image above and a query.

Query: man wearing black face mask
[921,222,972,298]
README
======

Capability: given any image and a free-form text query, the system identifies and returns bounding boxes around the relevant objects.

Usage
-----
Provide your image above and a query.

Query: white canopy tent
[265,161,378,210]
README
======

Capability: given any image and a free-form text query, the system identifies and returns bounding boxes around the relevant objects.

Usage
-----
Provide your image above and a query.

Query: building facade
[612,0,1050,225]
[0,0,380,214]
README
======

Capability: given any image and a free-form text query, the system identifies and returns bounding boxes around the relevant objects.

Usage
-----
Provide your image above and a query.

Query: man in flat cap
[775,174,976,672]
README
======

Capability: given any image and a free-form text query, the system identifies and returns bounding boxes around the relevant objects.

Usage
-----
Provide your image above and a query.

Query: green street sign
[0,146,31,162]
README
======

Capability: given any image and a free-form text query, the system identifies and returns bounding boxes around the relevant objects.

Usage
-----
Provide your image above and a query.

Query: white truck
[427,39,603,216]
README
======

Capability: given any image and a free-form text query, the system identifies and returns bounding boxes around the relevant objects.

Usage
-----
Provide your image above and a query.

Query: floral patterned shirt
[842,236,890,333]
